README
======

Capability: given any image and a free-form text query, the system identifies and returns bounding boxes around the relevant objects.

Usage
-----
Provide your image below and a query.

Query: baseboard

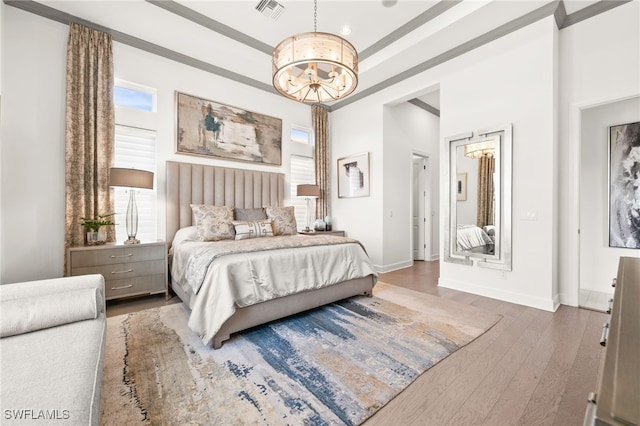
[438,278,558,312]
[375,260,414,274]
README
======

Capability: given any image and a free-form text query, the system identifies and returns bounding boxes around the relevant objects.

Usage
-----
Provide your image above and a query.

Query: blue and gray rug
[101,283,500,425]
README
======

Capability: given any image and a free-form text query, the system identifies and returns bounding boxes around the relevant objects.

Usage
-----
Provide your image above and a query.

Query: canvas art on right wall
[609,121,640,248]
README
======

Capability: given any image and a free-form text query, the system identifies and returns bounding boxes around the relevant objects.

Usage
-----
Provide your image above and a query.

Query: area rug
[100,282,500,425]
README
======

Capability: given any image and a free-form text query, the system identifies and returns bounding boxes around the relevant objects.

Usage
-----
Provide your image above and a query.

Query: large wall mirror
[444,124,512,270]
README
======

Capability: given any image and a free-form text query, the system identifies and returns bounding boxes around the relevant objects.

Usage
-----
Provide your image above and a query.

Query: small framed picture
[456,172,467,201]
[338,152,370,198]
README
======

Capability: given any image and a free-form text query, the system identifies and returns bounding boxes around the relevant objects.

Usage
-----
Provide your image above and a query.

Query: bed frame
[166,161,375,348]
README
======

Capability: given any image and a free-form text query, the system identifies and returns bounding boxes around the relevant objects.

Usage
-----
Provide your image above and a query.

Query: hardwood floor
[106,260,605,425]
[373,260,605,426]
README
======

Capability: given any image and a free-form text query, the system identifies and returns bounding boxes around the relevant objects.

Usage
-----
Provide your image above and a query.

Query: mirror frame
[444,124,512,271]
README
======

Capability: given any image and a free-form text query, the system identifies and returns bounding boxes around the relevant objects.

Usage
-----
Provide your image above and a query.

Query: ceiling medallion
[272,0,358,103]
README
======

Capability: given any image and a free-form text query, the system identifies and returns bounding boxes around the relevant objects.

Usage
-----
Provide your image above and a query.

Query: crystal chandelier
[272,0,358,103]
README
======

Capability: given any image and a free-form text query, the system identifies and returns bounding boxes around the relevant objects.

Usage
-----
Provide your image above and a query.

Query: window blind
[114,125,157,243]
[290,154,316,230]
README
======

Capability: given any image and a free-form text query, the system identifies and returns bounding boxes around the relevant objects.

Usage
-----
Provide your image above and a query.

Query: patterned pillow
[232,220,274,240]
[190,204,234,241]
[265,206,297,236]
[234,207,267,221]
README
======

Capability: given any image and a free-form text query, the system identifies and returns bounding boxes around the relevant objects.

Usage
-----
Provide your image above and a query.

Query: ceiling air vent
[255,0,285,20]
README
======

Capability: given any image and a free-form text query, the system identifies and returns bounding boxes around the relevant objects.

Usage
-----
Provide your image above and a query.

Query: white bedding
[171,231,378,346]
[456,224,494,251]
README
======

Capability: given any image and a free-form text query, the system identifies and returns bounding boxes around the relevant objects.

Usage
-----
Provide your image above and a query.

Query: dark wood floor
[373,260,605,425]
[107,260,605,425]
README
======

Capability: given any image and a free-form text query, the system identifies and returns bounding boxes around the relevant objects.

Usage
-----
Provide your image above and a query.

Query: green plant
[80,213,116,232]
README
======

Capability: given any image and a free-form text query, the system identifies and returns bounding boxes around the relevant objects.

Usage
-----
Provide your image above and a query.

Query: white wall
[0,1,4,284]
[0,7,311,283]
[381,101,440,271]
[558,1,640,305]
[333,17,559,310]
[579,97,640,293]
[331,102,384,267]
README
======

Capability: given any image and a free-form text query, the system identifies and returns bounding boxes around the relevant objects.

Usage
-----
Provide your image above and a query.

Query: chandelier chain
[313,0,317,32]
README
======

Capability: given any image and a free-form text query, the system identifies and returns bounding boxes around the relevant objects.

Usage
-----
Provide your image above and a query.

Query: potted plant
[80,213,115,245]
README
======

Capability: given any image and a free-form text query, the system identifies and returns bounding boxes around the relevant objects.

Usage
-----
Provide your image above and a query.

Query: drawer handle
[111,284,134,290]
[600,323,609,347]
[110,253,133,259]
[111,269,133,274]
[611,278,616,288]
[606,298,614,314]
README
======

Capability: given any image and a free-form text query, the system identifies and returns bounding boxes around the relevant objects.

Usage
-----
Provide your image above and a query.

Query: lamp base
[124,237,140,245]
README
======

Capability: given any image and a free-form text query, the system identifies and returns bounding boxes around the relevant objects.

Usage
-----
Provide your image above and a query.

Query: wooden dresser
[584,256,640,426]
[67,241,167,301]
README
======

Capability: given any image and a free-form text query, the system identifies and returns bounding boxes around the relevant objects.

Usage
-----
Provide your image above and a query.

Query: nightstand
[67,241,168,301]
[299,230,346,237]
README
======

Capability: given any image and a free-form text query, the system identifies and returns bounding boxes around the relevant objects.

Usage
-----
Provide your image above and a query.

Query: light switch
[522,210,538,221]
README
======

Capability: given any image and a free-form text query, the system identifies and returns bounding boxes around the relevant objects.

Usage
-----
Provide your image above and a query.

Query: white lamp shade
[109,168,154,189]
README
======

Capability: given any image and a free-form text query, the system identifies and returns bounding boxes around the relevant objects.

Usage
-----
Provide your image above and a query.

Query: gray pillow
[234,207,267,221]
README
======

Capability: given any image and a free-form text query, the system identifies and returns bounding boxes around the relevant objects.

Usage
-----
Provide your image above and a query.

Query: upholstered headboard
[166,161,285,249]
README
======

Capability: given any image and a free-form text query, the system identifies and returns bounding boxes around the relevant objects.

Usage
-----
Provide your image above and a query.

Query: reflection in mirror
[455,140,496,255]
[444,125,512,271]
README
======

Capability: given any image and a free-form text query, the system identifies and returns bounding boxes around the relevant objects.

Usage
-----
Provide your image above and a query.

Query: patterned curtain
[313,105,330,220]
[477,155,495,228]
[64,23,115,263]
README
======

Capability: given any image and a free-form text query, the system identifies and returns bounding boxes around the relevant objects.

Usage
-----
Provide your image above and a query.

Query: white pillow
[233,220,274,240]
[172,226,198,247]
[0,288,100,338]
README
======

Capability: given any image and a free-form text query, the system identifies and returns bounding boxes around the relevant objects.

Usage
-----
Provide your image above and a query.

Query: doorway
[412,154,431,260]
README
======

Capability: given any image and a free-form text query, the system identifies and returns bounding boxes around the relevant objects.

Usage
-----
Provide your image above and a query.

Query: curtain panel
[313,105,330,220]
[477,155,495,228]
[64,23,115,267]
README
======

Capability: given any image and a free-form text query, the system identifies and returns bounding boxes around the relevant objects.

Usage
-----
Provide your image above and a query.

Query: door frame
[411,151,432,261]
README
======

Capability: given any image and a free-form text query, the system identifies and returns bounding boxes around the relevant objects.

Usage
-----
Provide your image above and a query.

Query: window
[289,125,315,230]
[290,155,316,230]
[113,125,157,243]
[114,79,157,112]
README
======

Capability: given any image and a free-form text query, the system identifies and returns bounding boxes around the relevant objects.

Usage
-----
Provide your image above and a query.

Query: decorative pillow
[234,207,267,221]
[190,204,234,241]
[265,206,297,236]
[0,288,99,338]
[232,220,274,240]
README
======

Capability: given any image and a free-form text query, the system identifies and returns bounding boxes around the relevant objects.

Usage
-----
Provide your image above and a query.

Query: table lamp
[296,184,320,232]
[109,167,154,244]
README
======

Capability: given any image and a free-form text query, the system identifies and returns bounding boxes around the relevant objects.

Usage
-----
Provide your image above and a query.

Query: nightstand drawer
[71,259,165,280]
[70,245,165,268]
[105,274,166,299]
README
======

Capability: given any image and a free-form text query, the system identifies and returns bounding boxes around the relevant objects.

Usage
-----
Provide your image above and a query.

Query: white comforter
[456,224,494,251]
[171,232,377,346]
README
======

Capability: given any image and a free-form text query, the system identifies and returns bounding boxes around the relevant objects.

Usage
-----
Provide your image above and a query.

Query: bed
[456,224,495,254]
[166,161,377,348]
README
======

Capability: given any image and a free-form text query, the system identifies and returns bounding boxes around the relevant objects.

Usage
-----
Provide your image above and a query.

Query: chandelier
[272,0,358,103]
[464,140,496,159]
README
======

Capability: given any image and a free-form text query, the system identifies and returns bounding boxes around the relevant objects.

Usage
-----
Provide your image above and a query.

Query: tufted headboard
[166,161,285,249]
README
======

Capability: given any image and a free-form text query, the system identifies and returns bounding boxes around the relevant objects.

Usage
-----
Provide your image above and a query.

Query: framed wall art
[609,121,640,248]
[337,152,370,198]
[175,91,282,165]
